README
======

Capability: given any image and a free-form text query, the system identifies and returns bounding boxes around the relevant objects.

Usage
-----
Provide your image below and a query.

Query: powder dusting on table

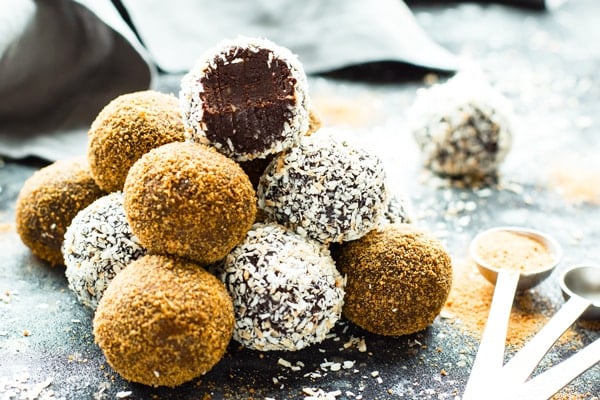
[443,258,562,347]
[548,158,600,205]
[474,231,554,272]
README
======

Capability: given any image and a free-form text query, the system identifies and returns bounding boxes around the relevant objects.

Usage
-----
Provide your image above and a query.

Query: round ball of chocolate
[93,255,234,387]
[220,223,345,351]
[410,73,512,177]
[88,90,186,192]
[123,141,256,264]
[180,36,310,161]
[15,157,105,266]
[334,224,452,336]
[258,131,389,244]
[63,192,146,309]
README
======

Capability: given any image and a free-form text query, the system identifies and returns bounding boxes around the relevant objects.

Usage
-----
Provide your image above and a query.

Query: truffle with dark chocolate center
[180,36,310,161]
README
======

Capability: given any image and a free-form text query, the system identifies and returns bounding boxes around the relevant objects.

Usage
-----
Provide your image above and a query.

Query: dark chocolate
[200,48,297,155]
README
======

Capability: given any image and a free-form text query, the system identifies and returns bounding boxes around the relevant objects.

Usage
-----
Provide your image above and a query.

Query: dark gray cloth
[0,0,461,161]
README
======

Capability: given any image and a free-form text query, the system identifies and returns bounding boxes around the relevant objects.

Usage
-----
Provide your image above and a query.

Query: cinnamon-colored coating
[93,255,234,387]
[87,90,186,193]
[334,224,452,336]
[123,142,257,264]
[15,158,105,266]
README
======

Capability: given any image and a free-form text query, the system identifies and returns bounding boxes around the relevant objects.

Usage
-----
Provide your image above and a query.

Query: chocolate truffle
[63,192,146,309]
[334,224,452,336]
[123,141,256,264]
[88,90,186,192]
[380,194,413,225]
[180,36,310,161]
[258,131,390,244]
[93,255,234,387]
[410,73,513,178]
[220,223,345,351]
[15,158,105,266]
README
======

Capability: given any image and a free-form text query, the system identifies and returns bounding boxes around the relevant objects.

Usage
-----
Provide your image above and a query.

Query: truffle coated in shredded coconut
[180,36,310,161]
[409,73,513,177]
[93,254,234,387]
[123,141,256,264]
[15,157,105,266]
[258,130,389,244]
[87,90,186,192]
[334,224,452,336]
[63,192,146,310]
[219,223,345,351]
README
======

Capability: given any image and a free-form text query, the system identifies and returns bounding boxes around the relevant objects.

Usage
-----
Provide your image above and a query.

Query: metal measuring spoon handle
[501,295,591,383]
[508,337,600,400]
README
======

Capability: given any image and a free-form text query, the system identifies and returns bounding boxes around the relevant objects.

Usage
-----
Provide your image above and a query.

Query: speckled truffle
[334,224,452,336]
[220,223,345,351]
[258,131,390,244]
[15,158,105,266]
[93,254,234,387]
[123,141,256,264]
[88,90,186,192]
[63,192,146,309]
[180,36,310,161]
[410,73,513,177]
[380,194,413,225]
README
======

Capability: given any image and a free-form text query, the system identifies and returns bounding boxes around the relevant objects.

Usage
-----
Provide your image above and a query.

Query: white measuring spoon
[501,264,600,384]
[461,227,563,400]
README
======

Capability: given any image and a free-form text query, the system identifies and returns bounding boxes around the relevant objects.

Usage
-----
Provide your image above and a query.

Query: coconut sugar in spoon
[461,226,562,400]
[502,264,600,400]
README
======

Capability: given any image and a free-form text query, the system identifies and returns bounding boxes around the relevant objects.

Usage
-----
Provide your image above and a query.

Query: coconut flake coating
[123,141,256,264]
[15,157,105,266]
[63,192,146,310]
[87,90,186,193]
[334,224,452,336]
[410,73,513,177]
[220,223,345,351]
[93,255,234,387]
[258,132,389,244]
[180,36,310,161]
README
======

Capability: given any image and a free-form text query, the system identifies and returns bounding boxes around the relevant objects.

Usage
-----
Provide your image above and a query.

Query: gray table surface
[1,1,599,399]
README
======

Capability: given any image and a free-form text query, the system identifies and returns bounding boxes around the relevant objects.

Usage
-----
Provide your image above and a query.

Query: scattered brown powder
[548,158,600,205]
[0,222,14,233]
[312,93,381,128]
[443,258,569,347]
[474,230,555,272]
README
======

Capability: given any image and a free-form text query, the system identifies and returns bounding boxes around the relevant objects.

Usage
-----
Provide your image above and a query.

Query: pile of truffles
[15,36,452,388]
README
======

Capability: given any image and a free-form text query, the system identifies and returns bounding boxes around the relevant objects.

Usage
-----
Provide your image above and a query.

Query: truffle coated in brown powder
[15,158,105,266]
[334,224,452,336]
[87,90,186,192]
[123,141,257,264]
[93,254,234,387]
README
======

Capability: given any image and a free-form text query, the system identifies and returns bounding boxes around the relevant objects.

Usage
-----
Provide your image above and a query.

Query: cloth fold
[0,0,462,161]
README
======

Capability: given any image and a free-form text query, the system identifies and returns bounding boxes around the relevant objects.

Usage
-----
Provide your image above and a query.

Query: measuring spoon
[462,226,562,400]
[501,264,600,385]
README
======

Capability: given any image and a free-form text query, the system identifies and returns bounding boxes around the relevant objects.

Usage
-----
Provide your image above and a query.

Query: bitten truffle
[63,192,146,309]
[93,255,234,387]
[180,36,310,161]
[87,90,186,192]
[258,131,389,244]
[410,73,513,178]
[220,223,345,351]
[123,141,256,264]
[15,158,105,266]
[334,224,452,336]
